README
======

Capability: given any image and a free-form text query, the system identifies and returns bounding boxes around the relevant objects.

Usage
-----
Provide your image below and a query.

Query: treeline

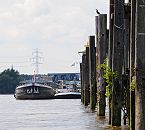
[0,68,20,94]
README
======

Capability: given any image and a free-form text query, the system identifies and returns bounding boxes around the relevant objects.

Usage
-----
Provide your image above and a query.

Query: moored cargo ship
[14,82,56,99]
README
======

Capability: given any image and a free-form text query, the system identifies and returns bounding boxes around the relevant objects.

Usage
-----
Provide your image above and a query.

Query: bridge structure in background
[48,73,80,83]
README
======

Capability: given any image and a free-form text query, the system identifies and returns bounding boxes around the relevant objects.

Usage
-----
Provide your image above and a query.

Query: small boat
[55,92,81,99]
[54,83,81,99]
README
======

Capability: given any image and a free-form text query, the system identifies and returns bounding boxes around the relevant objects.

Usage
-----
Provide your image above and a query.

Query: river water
[0,95,129,130]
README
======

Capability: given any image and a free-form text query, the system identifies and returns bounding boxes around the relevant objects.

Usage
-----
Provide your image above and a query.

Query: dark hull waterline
[55,92,81,99]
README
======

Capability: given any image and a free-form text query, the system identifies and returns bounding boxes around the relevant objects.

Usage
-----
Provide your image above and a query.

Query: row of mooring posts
[80,0,145,129]
[80,36,96,109]
[80,14,107,115]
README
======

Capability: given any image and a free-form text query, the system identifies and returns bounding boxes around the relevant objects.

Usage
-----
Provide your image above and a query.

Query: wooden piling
[81,54,86,104]
[84,46,90,106]
[111,0,124,126]
[95,16,99,82]
[97,14,107,116]
[89,36,97,110]
[108,0,114,124]
[130,0,135,129]
[135,0,145,129]
[123,3,131,125]
[80,63,83,102]
[95,16,99,110]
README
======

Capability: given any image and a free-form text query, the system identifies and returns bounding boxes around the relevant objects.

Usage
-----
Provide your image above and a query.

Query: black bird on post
[96,9,100,14]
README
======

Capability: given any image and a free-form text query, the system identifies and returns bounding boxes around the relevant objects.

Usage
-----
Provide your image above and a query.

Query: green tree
[0,68,20,94]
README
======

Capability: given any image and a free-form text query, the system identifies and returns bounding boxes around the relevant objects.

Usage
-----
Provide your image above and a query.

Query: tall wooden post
[135,0,145,129]
[89,36,97,110]
[97,14,107,116]
[95,16,99,94]
[130,0,135,129]
[81,54,86,104]
[111,0,124,126]
[108,0,114,124]
[123,3,131,125]
[95,16,99,110]
[80,63,83,102]
[84,46,90,106]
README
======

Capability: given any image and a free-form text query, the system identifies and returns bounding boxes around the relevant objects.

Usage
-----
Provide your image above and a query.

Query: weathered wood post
[95,16,99,111]
[80,63,83,103]
[130,0,135,129]
[111,0,124,126]
[97,14,107,116]
[108,0,114,124]
[89,36,97,110]
[122,3,131,125]
[84,46,90,106]
[81,54,86,104]
[135,0,145,129]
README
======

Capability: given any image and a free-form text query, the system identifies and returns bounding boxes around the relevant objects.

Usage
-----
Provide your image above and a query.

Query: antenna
[31,48,43,75]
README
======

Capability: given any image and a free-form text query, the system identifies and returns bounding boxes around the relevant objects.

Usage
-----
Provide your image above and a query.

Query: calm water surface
[0,95,128,130]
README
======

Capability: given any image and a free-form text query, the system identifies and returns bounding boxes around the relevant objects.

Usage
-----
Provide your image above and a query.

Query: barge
[14,82,56,100]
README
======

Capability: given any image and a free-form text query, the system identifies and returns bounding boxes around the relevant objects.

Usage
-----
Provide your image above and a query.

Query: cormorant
[96,9,100,14]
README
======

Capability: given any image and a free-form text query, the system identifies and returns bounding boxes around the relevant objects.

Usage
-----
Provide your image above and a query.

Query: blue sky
[0,0,109,74]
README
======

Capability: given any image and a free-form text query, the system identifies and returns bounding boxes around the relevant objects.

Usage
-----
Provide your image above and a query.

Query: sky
[0,0,109,75]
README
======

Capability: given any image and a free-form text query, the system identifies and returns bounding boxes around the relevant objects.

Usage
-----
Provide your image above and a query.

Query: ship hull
[15,83,56,100]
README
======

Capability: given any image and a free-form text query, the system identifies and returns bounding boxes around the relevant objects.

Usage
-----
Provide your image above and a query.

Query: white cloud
[14,0,50,17]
